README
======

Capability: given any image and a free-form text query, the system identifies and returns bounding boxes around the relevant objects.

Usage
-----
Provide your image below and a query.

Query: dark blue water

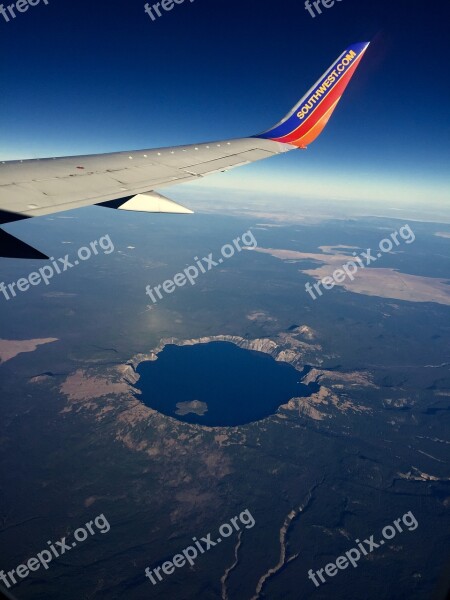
[134,341,311,426]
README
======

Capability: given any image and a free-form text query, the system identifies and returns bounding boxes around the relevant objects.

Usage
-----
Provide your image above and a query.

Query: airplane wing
[0,42,369,257]
[0,137,294,220]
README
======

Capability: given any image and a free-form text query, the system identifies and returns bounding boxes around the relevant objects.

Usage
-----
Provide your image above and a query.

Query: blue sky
[0,0,449,206]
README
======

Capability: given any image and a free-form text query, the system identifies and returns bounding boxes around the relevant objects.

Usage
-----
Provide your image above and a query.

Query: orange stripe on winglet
[288,99,341,148]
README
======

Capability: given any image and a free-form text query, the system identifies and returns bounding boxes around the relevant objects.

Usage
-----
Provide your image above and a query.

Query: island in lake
[175,400,208,416]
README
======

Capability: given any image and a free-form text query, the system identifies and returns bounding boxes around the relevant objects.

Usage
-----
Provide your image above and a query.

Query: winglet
[255,42,370,148]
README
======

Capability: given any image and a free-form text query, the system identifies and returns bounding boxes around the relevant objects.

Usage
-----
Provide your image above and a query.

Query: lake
[134,341,311,426]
